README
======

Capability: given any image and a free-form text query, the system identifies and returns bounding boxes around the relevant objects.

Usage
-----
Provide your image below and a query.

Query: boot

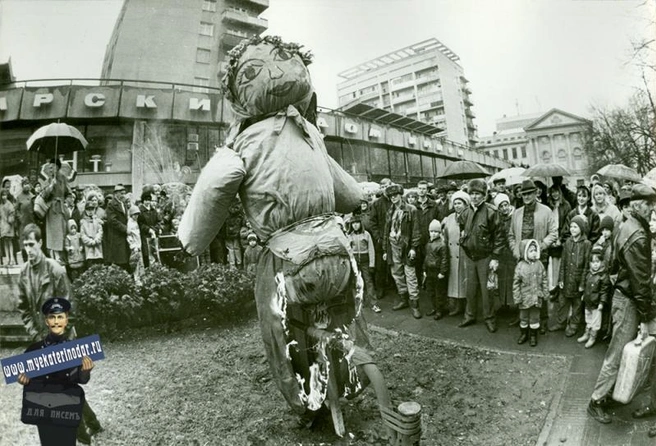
[577,328,590,344]
[392,293,409,311]
[585,330,597,349]
[529,328,538,347]
[447,298,460,316]
[517,326,529,344]
[409,299,422,319]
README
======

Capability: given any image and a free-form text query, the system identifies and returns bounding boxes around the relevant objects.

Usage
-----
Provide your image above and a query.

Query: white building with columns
[478,109,592,183]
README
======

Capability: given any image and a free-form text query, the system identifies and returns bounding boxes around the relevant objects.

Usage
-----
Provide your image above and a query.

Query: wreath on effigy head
[220,35,314,104]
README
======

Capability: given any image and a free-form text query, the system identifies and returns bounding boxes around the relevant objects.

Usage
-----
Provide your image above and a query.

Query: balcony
[463,96,473,106]
[220,31,247,49]
[243,0,269,14]
[222,10,268,33]
[415,73,440,85]
[465,108,475,118]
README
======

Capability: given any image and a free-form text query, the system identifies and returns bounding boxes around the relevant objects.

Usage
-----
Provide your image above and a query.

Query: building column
[549,134,556,162]
[564,132,574,173]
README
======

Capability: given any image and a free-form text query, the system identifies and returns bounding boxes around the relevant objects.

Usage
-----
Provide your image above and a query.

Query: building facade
[101,0,269,90]
[0,79,509,197]
[336,38,477,148]
[478,109,592,182]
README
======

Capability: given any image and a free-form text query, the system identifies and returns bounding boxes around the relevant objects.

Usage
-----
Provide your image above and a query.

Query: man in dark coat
[458,179,506,333]
[414,180,438,280]
[368,178,393,300]
[104,184,130,271]
[138,191,161,268]
[382,184,422,318]
[587,184,656,425]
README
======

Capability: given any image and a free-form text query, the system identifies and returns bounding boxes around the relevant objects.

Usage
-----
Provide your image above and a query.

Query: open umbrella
[439,160,490,180]
[490,167,526,186]
[597,164,642,183]
[523,162,571,178]
[642,167,656,190]
[26,123,88,158]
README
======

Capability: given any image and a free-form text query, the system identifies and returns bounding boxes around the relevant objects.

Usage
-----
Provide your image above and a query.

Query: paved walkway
[366,292,656,446]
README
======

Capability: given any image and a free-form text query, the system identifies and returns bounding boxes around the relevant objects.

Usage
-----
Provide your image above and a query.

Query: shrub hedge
[72,263,255,339]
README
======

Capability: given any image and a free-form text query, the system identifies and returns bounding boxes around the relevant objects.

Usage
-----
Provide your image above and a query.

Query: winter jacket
[127,218,141,252]
[546,198,571,258]
[65,233,85,268]
[513,239,548,309]
[423,237,449,278]
[17,257,70,340]
[509,202,558,260]
[613,211,656,323]
[459,202,506,262]
[415,197,438,247]
[0,200,15,238]
[348,229,375,268]
[582,266,611,308]
[559,234,592,299]
[383,202,421,266]
[243,244,263,273]
[369,194,391,243]
[80,214,103,260]
[563,206,601,245]
[104,197,130,265]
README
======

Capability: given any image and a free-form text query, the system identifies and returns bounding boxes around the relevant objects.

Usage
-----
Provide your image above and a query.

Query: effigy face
[230,42,312,117]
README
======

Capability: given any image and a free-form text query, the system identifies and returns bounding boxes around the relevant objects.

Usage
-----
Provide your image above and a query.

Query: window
[494,150,499,158]
[199,22,214,36]
[512,147,518,159]
[202,0,216,12]
[502,148,508,160]
[196,48,211,64]
[193,77,210,93]
[521,146,527,158]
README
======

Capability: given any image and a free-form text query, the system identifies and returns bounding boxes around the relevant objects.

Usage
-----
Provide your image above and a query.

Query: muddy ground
[0,316,568,445]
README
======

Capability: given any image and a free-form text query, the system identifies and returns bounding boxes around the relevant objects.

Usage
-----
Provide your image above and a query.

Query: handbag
[21,382,85,427]
[34,194,50,220]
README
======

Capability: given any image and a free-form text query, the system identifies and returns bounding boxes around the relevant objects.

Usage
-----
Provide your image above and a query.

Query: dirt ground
[0,316,568,446]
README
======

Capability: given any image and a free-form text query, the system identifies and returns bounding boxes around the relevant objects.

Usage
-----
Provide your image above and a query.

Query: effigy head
[221,35,314,119]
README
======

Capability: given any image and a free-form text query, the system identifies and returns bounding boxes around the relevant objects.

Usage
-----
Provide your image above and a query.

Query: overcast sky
[0,0,651,135]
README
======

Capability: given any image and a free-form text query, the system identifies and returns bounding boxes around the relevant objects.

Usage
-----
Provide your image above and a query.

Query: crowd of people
[341,173,656,433]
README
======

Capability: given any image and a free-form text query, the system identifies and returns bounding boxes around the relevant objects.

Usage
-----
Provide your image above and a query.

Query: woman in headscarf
[442,190,472,316]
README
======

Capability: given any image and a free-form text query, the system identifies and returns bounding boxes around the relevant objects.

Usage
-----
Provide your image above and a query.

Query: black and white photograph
[1,0,656,445]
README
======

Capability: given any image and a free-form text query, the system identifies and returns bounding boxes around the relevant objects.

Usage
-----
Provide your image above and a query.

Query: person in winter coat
[80,201,103,267]
[513,239,548,347]
[224,200,245,269]
[414,180,438,280]
[15,178,35,261]
[369,178,393,301]
[422,219,449,320]
[41,159,71,263]
[458,178,506,333]
[0,188,16,265]
[442,190,471,316]
[64,220,84,282]
[558,215,592,337]
[594,215,615,340]
[243,232,263,274]
[127,205,144,283]
[588,184,656,425]
[591,184,622,230]
[348,214,379,313]
[383,184,422,318]
[137,191,160,268]
[493,193,516,314]
[547,184,572,296]
[104,184,130,271]
[577,247,611,348]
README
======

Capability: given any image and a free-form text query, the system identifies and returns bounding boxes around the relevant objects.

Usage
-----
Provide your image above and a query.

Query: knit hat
[129,205,140,216]
[468,178,487,195]
[451,190,471,208]
[350,214,361,223]
[247,232,258,242]
[428,219,441,232]
[600,215,614,232]
[570,215,588,235]
[493,193,510,208]
[591,245,604,257]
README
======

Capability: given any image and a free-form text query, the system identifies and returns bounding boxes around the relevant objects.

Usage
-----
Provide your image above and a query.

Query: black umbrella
[26,123,88,158]
[439,160,490,180]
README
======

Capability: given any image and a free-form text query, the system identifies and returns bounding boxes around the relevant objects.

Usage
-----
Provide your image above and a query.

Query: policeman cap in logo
[41,297,71,315]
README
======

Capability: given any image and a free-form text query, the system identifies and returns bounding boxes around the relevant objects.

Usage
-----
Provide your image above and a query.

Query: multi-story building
[336,38,477,148]
[478,109,592,183]
[101,0,269,90]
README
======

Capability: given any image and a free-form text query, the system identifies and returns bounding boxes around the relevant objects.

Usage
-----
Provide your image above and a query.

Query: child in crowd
[243,232,263,274]
[127,205,144,283]
[558,215,592,338]
[578,246,611,348]
[513,239,548,346]
[64,219,85,281]
[0,188,16,265]
[80,200,104,268]
[594,216,614,268]
[348,214,379,313]
[423,219,449,320]
[225,201,244,269]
